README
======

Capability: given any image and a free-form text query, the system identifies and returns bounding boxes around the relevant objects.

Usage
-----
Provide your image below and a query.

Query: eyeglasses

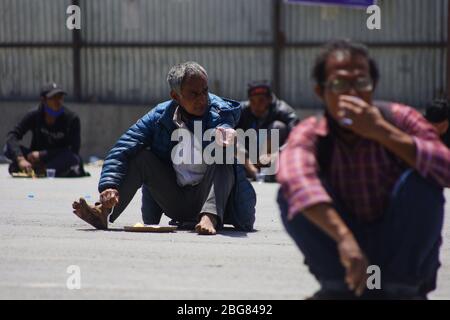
[324,77,374,94]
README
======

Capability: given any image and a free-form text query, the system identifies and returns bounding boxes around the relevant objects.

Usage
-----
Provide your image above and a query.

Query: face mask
[44,104,64,117]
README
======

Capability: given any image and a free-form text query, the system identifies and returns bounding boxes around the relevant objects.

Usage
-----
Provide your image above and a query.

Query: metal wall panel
[0,48,73,99]
[0,0,446,110]
[81,0,273,43]
[283,0,447,43]
[373,48,446,107]
[0,0,73,43]
[280,47,319,109]
[81,47,272,104]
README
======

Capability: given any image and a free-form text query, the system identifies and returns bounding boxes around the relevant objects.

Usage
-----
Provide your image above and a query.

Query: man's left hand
[259,153,277,166]
[337,95,386,140]
[215,127,236,147]
[26,151,41,164]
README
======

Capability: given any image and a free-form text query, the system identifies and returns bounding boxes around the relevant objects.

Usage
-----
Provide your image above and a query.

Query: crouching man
[72,62,256,235]
[277,40,450,299]
[4,82,85,177]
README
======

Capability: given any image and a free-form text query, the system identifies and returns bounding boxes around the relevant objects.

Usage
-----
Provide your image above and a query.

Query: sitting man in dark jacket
[237,81,299,180]
[72,62,256,235]
[4,82,84,177]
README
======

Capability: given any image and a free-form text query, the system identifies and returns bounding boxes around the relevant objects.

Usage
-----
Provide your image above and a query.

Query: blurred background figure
[3,82,86,177]
[424,99,450,148]
[237,80,299,181]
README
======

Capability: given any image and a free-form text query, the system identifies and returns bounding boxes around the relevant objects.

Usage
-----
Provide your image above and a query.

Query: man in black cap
[424,99,450,148]
[237,80,299,180]
[3,82,85,177]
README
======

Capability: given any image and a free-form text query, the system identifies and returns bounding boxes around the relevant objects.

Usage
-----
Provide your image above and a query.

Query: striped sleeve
[393,104,450,187]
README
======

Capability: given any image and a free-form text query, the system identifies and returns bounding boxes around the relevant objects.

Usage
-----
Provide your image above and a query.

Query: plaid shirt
[277,102,450,222]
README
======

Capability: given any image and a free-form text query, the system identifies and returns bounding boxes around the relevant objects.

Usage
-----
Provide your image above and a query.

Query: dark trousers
[247,120,289,158]
[4,145,81,177]
[278,170,445,296]
[110,149,235,227]
[267,120,289,148]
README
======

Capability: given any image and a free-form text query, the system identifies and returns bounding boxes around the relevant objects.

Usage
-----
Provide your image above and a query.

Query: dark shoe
[169,220,197,230]
[306,289,359,300]
[264,174,277,183]
[384,292,427,300]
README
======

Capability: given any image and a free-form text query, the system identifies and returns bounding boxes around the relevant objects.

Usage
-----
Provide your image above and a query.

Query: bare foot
[72,198,109,230]
[195,213,217,235]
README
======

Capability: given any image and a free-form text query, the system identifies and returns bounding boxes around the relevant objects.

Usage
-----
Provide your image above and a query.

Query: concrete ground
[0,164,449,300]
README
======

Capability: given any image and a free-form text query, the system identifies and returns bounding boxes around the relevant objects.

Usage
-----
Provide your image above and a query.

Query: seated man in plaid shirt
[277,40,450,300]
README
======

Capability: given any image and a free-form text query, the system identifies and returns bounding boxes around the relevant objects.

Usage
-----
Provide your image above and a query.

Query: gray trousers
[109,149,235,226]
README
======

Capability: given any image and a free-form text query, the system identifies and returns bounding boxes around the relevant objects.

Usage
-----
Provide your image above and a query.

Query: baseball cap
[40,82,67,98]
[247,80,272,97]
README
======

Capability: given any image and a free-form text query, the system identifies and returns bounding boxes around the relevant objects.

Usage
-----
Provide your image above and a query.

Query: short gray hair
[167,61,208,94]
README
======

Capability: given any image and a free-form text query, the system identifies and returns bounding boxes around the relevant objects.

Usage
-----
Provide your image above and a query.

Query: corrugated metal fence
[0,0,447,109]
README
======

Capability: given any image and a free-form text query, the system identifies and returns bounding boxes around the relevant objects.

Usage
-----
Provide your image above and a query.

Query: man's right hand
[244,161,259,180]
[303,203,369,296]
[337,233,369,296]
[17,157,32,173]
[99,188,119,209]
[26,151,40,164]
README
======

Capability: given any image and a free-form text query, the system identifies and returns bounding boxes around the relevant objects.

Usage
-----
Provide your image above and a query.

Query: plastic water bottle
[256,171,265,184]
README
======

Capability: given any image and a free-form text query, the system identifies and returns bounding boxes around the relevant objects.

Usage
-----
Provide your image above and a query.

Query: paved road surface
[0,165,449,299]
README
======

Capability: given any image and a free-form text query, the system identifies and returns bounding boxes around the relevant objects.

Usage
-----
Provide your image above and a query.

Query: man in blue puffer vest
[72,62,256,235]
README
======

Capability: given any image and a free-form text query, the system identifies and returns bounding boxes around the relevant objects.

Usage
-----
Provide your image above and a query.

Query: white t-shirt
[171,106,208,187]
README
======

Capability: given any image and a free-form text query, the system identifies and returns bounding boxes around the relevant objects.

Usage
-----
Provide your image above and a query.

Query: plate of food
[124,223,177,233]
[11,170,42,178]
